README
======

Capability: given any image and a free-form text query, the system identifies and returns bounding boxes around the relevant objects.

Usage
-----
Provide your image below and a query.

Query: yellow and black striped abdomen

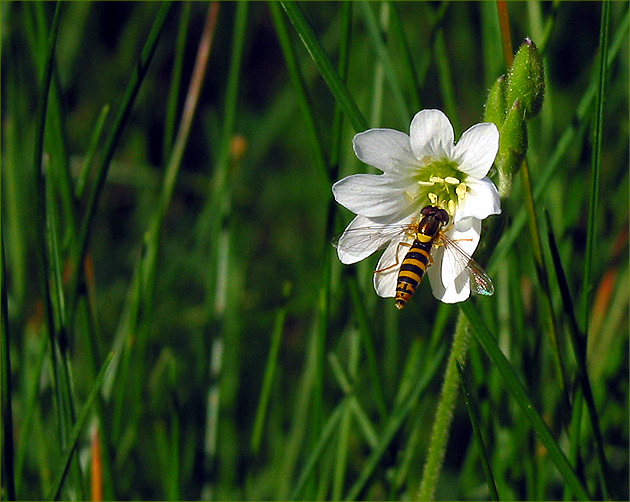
[395,236,434,309]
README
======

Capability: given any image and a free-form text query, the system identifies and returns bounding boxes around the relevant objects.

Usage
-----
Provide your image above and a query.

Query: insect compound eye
[421,205,435,216]
[437,209,449,224]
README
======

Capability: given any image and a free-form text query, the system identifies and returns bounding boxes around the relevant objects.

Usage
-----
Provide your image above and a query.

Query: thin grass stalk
[344,343,448,501]
[13,328,48,496]
[388,2,421,111]
[157,2,218,229]
[47,352,115,501]
[456,361,499,501]
[333,402,353,500]
[545,211,611,498]
[270,2,333,448]
[251,282,291,454]
[1,232,17,500]
[79,255,116,500]
[321,6,357,486]
[30,4,80,496]
[46,168,87,500]
[31,2,78,241]
[66,1,173,321]
[359,2,409,124]
[418,311,471,501]
[290,404,345,500]
[460,301,591,500]
[566,383,585,502]
[329,1,353,182]
[347,277,388,419]
[163,2,191,163]
[3,68,29,316]
[276,329,316,499]
[434,29,460,134]
[391,401,425,495]
[90,426,103,501]
[366,8,386,136]
[269,2,329,182]
[280,1,368,133]
[75,104,110,200]
[581,0,610,352]
[496,1,514,67]
[198,4,246,498]
[333,312,361,500]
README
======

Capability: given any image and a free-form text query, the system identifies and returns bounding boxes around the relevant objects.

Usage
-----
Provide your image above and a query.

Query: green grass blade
[544,210,611,498]
[434,29,460,134]
[359,2,409,124]
[581,1,610,338]
[47,352,115,501]
[280,1,369,132]
[456,361,499,501]
[388,2,422,111]
[270,1,329,182]
[251,282,291,454]
[75,104,110,200]
[66,1,174,318]
[344,343,447,501]
[347,275,388,419]
[1,232,17,501]
[460,301,591,500]
[290,404,345,500]
[163,2,191,163]
[30,6,78,496]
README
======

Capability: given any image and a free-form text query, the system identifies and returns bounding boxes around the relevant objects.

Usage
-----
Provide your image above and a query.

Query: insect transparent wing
[332,223,410,264]
[439,234,494,296]
[373,239,404,298]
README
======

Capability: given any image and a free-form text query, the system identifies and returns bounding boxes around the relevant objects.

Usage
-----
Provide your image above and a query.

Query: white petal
[335,215,383,264]
[335,213,414,265]
[409,109,455,162]
[332,173,414,218]
[426,218,481,303]
[453,122,499,179]
[456,177,501,221]
[373,239,403,298]
[353,129,419,174]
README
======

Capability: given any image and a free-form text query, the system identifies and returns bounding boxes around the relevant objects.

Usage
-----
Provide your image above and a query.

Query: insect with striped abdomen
[334,205,494,309]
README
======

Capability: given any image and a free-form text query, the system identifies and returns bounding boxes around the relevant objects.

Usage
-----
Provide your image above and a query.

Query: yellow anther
[428,192,438,205]
[444,176,460,185]
[418,180,435,186]
[456,183,467,199]
[448,199,456,215]
[429,176,445,183]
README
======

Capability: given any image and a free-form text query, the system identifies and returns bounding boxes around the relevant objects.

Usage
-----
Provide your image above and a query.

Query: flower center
[415,160,468,216]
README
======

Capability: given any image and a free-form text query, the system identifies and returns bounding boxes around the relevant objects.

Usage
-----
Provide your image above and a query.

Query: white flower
[333,109,501,304]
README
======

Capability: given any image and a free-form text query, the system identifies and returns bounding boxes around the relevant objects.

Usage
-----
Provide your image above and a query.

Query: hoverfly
[334,205,494,309]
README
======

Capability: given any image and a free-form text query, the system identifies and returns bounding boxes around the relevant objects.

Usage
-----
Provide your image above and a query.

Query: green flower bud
[496,100,528,197]
[484,75,507,127]
[505,38,545,120]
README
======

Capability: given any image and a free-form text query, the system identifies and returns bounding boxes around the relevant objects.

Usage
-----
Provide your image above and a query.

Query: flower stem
[418,310,471,500]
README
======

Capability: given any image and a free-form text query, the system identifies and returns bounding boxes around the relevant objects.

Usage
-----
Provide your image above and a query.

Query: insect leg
[374,241,411,274]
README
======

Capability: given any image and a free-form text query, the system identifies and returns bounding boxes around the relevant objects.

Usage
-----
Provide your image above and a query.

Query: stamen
[428,192,438,205]
[444,176,460,185]
[448,199,456,215]
[418,180,435,186]
[429,176,445,183]
[456,183,467,199]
